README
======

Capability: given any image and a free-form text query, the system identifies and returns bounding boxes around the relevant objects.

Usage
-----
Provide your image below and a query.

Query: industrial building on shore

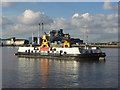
[0,29,83,46]
[29,29,83,45]
[0,29,119,47]
[0,37,29,46]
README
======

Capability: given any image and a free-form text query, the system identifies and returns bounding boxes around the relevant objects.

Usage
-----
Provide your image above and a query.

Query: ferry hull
[14,52,106,61]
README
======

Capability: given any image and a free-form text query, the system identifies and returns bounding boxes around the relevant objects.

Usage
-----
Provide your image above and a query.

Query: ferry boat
[14,32,106,61]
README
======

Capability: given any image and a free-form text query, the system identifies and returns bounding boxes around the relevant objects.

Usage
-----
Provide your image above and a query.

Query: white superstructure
[18,47,81,54]
[52,47,81,54]
[18,47,34,52]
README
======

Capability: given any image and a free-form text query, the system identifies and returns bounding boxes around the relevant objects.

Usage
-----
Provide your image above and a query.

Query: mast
[42,23,44,35]
[32,32,34,44]
[84,26,88,45]
[38,23,40,45]
[86,29,88,45]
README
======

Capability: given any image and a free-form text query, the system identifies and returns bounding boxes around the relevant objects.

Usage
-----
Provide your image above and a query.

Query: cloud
[1,0,39,2]
[1,16,14,25]
[1,0,119,2]
[0,16,15,32]
[2,10,53,38]
[72,13,118,34]
[103,0,118,11]
[49,18,74,30]
[2,10,118,42]
[0,2,17,7]
[92,33,118,43]
[3,24,38,37]
[18,9,53,25]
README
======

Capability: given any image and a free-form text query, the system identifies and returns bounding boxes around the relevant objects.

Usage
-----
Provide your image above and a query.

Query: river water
[2,47,119,88]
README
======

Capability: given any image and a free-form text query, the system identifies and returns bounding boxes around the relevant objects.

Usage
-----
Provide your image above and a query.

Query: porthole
[64,52,67,54]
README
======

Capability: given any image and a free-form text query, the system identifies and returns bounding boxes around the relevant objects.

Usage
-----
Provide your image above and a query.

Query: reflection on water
[2,47,118,88]
[39,59,49,88]
[18,58,50,88]
[17,57,106,88]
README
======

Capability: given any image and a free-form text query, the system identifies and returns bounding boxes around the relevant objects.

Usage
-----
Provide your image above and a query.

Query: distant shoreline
[72,45,120,48]
[0,44,120,48]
